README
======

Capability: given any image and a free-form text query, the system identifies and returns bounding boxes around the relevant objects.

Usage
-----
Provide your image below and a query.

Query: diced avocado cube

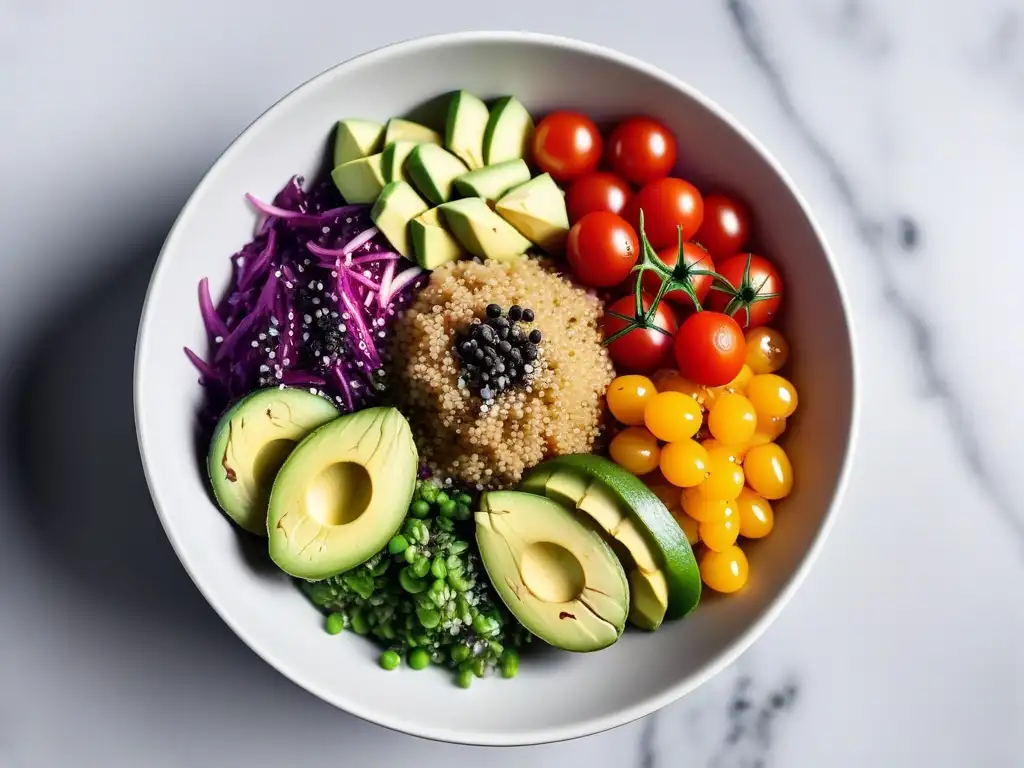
[483,96,534,165]
[439,198,532,261]
[495,173,570,252]
[454,159,531,202]
[445,91,489,170]
[331,153,386,205]
[384,118,441,147]
[405,144,468,206]
[370,181,429,261]
[382,140,419,183]
[333,119,384,168]
[410,207,464,270]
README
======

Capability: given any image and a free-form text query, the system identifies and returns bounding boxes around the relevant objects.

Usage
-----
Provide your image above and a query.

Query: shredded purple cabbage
[185,175,427,424]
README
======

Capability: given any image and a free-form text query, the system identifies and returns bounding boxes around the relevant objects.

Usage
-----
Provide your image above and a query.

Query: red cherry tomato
[694,193,752,260]
[605,117,678,185]
[674,311,746,386]
[638,242,715,311]
[566,172,633,223]
[708,253,783,329]
[628,178,704,250]
[603,293,679,374]
[566,212,639,288]
[532,111,603,182]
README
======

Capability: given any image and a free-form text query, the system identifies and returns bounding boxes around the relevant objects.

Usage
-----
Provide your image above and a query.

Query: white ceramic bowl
[135,31,857,746]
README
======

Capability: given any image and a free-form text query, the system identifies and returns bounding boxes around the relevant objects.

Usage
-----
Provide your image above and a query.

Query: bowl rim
[134,29,860,747]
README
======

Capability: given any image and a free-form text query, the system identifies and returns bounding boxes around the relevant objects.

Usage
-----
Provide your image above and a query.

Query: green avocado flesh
[520,454,701,624]
[267,407,418,580]
[475,490,629,652]
[207,388,339,536]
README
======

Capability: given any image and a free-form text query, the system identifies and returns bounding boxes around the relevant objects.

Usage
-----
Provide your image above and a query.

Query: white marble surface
[1,0,1021,765]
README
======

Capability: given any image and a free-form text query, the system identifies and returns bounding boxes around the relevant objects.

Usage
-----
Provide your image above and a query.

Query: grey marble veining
[0,1,1019,766]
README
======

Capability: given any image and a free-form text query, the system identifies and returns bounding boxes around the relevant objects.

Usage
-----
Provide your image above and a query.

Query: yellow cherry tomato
[745,326,789,374]
[754,414,787,442]
[724,364,754,394]
[699,505,740,552]
[672,509,701,545]
[644,391,703,442]
[610,427,661,475]
[747,374,798,420]
[652,370,707,404]
[681,485,737,523]
[704,450,745,500]
[606,375,658,426]
[700,545,749,593]
[701,438,745,465]
[660,439,709,488]
[708,393,757,447]
[744,443,794,499]
[736,488,774,538]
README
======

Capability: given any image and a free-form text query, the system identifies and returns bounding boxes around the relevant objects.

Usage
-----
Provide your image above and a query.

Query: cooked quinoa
[387,257,615,487]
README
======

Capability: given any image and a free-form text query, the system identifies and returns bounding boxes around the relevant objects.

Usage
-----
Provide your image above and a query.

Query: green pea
[448,540,469,556]
[488,640,504,657]
[350,610,370,636]
[403,545,419,564]
[380,650,401,670]
[430,558,447,580]
[472,658,486,678]
[417,606,441,629]
[501,653,519,679]
[412,555,431,579]
[456,493,473,506]
[408,648,431,671]
[324,612,344,635]
[434,490,450,506]
[472,614,493,636]
[450,644,470,664]
[439,500,457,518]
[399,567,426,594]
[410,499,431,518]
[456,667,473,689]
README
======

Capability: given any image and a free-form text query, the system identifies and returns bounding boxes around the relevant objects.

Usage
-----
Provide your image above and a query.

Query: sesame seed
[268,351,276,359]
[282,358,290,366]
[270,316,279,326]
[312,297,320,305]
[338,323,347,333]
[259,365,270,373]
[214,335,224,343]
[251,340,259,348]
[287,312,294,320]
[316,282,324,291]
[310,387,317,394]
[274,270,282,278]
[331,271,338,278]
[285,281,293,289]
[258,333,267,341]
[303,314,313,324]
[302,332,310,341]
[275,370,283,380]
[345,217,353,224]
[321,226,330,234]
[268,328,279,337]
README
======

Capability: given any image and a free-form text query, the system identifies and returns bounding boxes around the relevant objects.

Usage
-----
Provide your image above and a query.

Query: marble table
[1,1,1020,765]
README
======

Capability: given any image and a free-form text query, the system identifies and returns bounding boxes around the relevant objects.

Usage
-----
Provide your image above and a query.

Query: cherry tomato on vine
[605,117,678,185]
[532,111,603,182]
[674,310,746,387]
[566,172,633,223]
[693,193,751,260]
[566,211,639,288]
[709,253,783,329]
[638,242,715,311]
[627,177,704,250]
[603,292,679,374]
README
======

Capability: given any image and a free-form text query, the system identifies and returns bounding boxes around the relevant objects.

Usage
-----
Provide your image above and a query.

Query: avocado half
[267,407,418,580]
[475,490,629,652]
[207,388,339,535]
[520,454,702,625]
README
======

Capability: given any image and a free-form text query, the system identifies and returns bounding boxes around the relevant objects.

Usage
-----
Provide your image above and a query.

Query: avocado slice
[495,174,570,253]
[438,197,532,261]
[410,207,464,270]
[382,140,419,184]
[331,153,386,204]
[520,454,701,621]
[383,118,441,147]
[333,119,384,168]
[405,144,468,205]
[445,91,489,170]
[370,181,429,261]
[454,159,531,202]
[483,96,535,165]
[207,388,339,535]
[268,407,418,580]
[630,570,670,631]
[475,490,629,652]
